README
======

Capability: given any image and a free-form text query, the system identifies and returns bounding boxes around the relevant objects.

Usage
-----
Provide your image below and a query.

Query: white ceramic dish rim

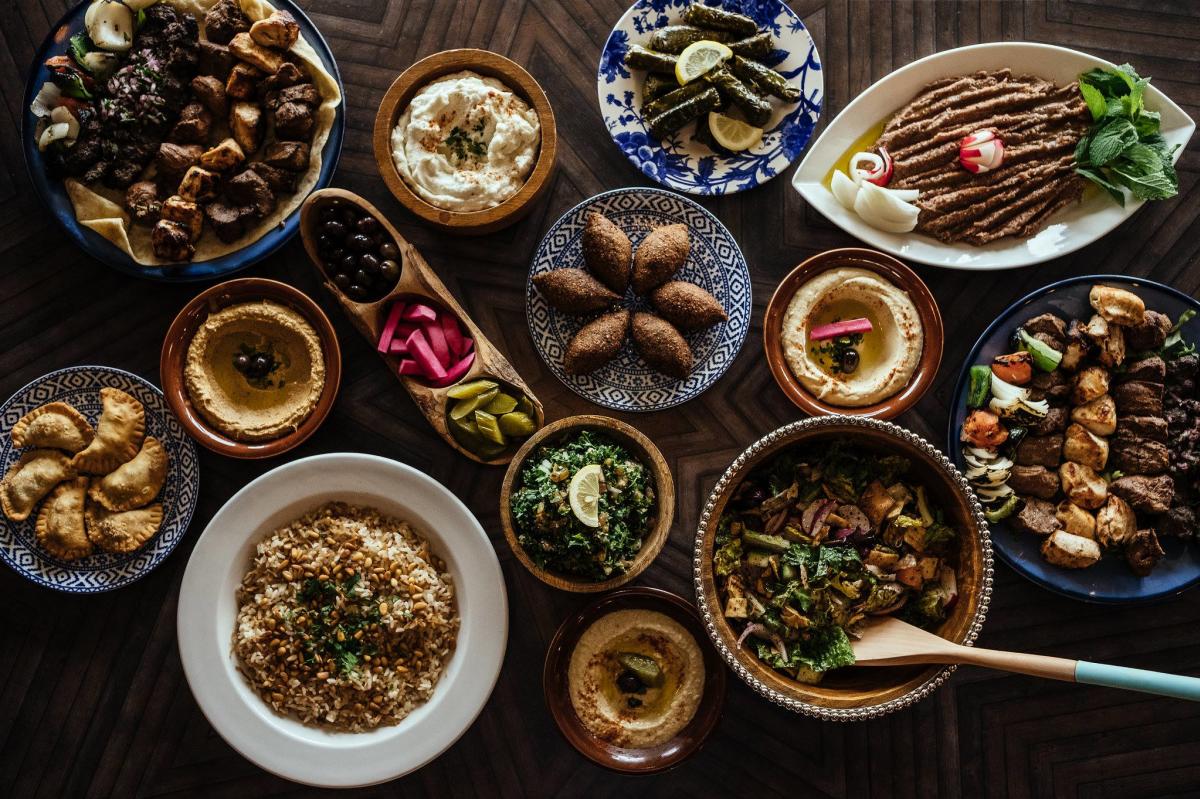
[792,42,1196,271]
[176,453,508,788]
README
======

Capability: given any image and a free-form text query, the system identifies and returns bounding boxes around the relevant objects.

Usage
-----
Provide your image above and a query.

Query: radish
[959,130,1005,173]
[377,302,407,353]
[809,317,873,341]
[405,329,448,381]
[401,303,438,323]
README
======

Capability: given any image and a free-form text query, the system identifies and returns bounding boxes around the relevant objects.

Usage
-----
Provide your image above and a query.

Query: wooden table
[3,1,1198,796]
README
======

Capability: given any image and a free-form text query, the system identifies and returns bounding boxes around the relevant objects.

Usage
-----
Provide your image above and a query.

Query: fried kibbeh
[632,223,689,294]
[631,312,693,378]
[582,211,632,294]
[650,281,727,331]
[533,269,622,314]
[564,310,631,375]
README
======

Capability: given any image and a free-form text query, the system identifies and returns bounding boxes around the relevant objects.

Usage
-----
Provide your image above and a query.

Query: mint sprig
[1074,64,1180,206]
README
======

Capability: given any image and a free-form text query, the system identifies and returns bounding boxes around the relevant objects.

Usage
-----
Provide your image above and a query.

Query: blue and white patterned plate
[597,0,823,195]
[527,188,751,411]
[0,366,200,593]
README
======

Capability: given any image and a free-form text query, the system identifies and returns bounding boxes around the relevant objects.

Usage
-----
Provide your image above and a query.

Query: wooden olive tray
[299,187,545,465]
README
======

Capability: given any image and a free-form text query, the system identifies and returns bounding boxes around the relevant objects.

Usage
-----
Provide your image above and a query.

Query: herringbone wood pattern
[2,1,1199,797]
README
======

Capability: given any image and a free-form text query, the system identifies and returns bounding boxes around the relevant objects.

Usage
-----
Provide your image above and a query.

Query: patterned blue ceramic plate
[21,0,344,282]
[0,366,200,593]
[946,276,1200,604]
[527,188,751,411]
[597,0,822,195]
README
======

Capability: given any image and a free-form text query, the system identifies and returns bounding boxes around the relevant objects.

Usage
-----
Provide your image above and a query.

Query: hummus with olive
[390,71,540,212]
[184,300,325,442]
[568,609,704,749]
[781,267,923,407]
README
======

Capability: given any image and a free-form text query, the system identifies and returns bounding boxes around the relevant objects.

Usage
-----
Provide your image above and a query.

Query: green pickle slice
[497,411,536,436]
[446,379,499,400]
[449,388,499,419]
[473,410,507,445]
[483,392,518,415]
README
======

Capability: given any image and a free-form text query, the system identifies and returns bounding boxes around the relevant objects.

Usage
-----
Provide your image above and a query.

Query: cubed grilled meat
[1014,434,1064,468]
[204,0,251,45]
[271,101,315,139]
[1029,369,1071,402]
[152,219,194,261]
[1117,355,1167,385]
[1109,474,1175,515]
[262,140,310,171]
[261,62,305,94]
[225,169,276,218]
[226,62,262,100]
[125,181,161,225]
[1113,380,1164,417]
[1118,415,1168,443]
[169,102,212,144]
[1125,528,1165,577]
[1125,310,1172,352]
[1009,465,1061,500]
[1167,354,1199,383]
[247,161,298,192]
[1111,431,1170,475]
[1024,313,1067,348]
[1030,405,1069,436]
[197,40,236,79]
[190,75,228,117]
[1011,497,1061,536]
[266,82,320,110]
[1159,506,1196,540]
[155,143,202,184]
[160,195,203,240]
[204,201,247,243]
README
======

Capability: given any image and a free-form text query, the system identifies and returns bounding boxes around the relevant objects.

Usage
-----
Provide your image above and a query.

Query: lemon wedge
[568,464,604,528]
[708,112,763,151]
[675,40,732,84]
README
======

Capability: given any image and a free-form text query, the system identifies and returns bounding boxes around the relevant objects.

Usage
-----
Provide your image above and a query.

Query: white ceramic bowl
[177,454,507,788]
[792,42,1195,270]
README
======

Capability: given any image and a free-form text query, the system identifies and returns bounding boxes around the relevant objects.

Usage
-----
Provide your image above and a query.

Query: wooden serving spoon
[852,616,1200,701]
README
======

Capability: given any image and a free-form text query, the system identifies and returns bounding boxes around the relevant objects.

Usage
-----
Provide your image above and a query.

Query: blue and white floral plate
[0,366,200,593]
[597,0,822,195]
[527,188,751,411]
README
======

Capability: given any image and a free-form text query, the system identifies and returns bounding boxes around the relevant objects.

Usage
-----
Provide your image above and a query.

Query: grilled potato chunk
[1062,423,1109,471]
[1071,366,1110,405]
[249,10,299,50]
[199,137,246,172]
[159,195,203,241]
[1055,501,1096,540]
[229,102,264,155]
[225,62,261,100]
[229,32,284,73]
[1071,394,1117,436]
[1096,495,1137,548]
[1041,530,1102,569]
[177,166,220,202]
[1096,324,1126,369]
[1089,285,1146,326]
[1060,462,1108,510]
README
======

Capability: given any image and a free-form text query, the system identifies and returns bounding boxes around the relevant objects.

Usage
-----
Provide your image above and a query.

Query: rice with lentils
[233,502,458,731]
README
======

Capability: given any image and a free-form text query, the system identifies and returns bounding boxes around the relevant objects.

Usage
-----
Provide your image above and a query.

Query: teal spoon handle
[1075,661,1200,701]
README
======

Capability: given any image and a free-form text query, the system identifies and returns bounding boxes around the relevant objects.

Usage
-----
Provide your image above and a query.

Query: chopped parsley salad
[714,442,960,684]
[509,430,655,581]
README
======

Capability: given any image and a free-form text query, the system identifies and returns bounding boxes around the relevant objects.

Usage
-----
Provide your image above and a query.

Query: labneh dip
[391,71,541,212]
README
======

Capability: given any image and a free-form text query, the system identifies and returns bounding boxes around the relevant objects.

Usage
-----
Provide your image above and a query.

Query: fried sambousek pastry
[86,502,164,554]
[582,212,632,293]
[631,312,693,378]
[1,449,76,521]
[72,388,145,474]
[35,477,91,561]
[533,269,621,313]
[650,281,727,331]
[12,402,94,453]
[88,437,168,512]
[564,310,630,375]
[632,224,689,293]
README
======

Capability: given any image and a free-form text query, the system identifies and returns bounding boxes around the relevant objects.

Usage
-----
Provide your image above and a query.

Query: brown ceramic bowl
[372,49,557,235]
[763,248,943,419]
[499,415,674,593]
[694,416,992,721]
[543,587,726,773]
[160,278,342,459]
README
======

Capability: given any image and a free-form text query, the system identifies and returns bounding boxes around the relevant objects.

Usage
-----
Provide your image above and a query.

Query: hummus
[391,71,540,212]
[184,301,325,442]
[781,267,923,407]
[568,609,704,749]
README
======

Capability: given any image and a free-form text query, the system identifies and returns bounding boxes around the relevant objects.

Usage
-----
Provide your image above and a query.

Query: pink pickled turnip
[809,317,873,341]
[430,352,475,388]
[377,302,406,353]
[401,303,438,323]
[460,337,474,355]
[441,314,465,357]
[389,338,408,354]
[397,358,421,376]
[405,329,448,381]
[422,319,450,368]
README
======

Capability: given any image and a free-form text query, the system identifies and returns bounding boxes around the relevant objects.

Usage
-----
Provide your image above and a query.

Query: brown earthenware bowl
[543,587,726,774]
[763,248,943,419]
[499,415,674,593]
[160,278,341,459]
[372,49,557,235]
[694,416,992,721]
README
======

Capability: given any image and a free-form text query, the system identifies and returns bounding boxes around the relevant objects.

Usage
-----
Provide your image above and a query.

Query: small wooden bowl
[299,188,545,465]
[372,49,557,235]
[694,416,992,720]
[160,278,342,459]
[499,415,674,592]
[543,587,727,774]
[763,248,944,419]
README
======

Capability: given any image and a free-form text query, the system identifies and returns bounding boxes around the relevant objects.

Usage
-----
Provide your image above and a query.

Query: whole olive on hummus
[568,609,704,749]
[390,71,541,212]
[781,267,923,407]
[184,300,325,442]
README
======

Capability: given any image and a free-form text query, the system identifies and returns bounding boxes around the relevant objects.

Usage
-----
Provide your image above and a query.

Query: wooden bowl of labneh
[544,587,726,774]
[499,415,674,593]
[372,49,557,235]
[160,278,341,459]
[763,248,943,420]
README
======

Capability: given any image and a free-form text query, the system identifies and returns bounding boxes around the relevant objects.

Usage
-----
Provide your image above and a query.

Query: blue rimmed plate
[0,366,200,593]
[527,187,751,411]
[597,0,822,195]
[21,0,345,282]
[946,275,1200,604]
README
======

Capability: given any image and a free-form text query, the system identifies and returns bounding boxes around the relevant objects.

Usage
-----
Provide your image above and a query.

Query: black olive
[333,273,351,290]
[379,259,401,283]
[348,233,373,252]
[356,216,379,234]
[340,208,358,226]
[347,284,368,301]
[616,670,644,694]
[840,348,860,374]
[234,353,249,371]
[354,269,371,286]
[322,220,346,238]
[339,253,358,273]
[379,242,399,260]
[327,247,346,263]
[319,205,339,224]
[359,253,380,273]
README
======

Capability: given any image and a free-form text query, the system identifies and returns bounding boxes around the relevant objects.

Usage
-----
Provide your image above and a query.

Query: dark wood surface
[2,1,1199,796]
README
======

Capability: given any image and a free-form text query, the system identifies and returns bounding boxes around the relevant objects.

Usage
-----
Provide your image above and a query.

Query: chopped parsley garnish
[442,118,488,164]
[294,576,382,676]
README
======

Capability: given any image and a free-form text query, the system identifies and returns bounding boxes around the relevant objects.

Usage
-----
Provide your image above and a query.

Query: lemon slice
[708,111,763,151]
[568,464,604,528]
[675,40,732,84]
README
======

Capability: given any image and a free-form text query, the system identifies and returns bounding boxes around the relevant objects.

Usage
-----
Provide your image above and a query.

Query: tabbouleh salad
[509,431,655,580]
